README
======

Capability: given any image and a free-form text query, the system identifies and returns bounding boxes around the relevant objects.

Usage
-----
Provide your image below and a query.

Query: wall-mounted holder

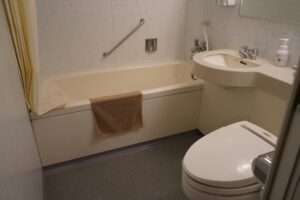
[216,0,236,7]
[145,38,157,53]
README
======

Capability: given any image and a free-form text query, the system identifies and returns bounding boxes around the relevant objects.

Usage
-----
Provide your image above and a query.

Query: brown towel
[90,92,143,134]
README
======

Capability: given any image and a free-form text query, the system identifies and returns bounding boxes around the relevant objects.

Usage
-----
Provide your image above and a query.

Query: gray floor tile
[44,131,202,200]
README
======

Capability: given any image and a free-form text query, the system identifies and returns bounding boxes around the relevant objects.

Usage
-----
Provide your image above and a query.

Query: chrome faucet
[191,39,207,58]
[239,46,259,60]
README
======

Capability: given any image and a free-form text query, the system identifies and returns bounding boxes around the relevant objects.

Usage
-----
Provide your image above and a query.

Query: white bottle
[275,38,289,67]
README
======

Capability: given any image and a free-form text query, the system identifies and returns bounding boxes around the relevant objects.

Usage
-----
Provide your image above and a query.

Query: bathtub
[32,63,204,166]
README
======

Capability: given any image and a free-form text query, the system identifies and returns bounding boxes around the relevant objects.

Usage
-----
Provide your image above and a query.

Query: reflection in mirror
[240,0,300,25]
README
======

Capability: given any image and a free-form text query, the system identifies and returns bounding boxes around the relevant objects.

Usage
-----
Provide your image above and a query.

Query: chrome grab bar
[103,18,145,58]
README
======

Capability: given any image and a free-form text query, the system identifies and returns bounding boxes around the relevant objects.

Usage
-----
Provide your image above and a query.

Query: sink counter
[193,49,295,99]
[255,64,295,86]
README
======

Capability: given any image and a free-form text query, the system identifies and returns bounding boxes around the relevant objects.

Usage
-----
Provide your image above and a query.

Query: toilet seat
[182,121,277,200]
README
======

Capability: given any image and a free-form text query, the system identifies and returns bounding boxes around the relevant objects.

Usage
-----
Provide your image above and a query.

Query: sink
[192,49,265,87]
[202,54,260,69]
[192,49,293,98]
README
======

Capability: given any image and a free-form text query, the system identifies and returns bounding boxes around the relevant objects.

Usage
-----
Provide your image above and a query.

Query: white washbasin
[202,54,260,69]
[193,49,294,99]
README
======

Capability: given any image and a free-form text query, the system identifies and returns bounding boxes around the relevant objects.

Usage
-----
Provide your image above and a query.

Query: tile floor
[44,131,202,200]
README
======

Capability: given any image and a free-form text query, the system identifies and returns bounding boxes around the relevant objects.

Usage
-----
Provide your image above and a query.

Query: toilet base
[182,176,260,200]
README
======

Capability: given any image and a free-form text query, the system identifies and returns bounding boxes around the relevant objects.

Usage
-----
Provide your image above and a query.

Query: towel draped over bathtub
[90,92,143,134]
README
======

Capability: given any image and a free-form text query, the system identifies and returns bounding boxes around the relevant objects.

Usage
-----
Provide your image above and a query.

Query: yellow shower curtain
[3,0,35,111]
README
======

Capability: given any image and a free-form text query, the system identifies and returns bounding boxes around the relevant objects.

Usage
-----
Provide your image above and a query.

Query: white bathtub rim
[36,62,195,116]
[31,80,204,120]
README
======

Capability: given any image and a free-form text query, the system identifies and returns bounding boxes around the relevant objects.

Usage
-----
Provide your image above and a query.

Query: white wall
[38,0,300,82]
[0,3,43,200]
[37,0,300,80]
[37,0,188,80]
[186,0,300,66]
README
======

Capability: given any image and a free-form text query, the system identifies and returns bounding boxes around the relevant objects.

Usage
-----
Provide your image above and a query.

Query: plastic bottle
[275,38,289,67]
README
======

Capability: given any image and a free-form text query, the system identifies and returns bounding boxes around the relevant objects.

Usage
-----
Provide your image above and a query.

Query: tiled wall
[37,0,187,80]
[186,0,300,66]
[38,0,300,80]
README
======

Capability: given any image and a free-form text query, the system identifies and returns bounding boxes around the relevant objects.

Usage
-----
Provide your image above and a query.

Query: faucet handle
[249,48,259,60]
[239,46,249,59]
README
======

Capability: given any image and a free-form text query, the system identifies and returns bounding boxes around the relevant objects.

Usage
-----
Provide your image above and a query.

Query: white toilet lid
[183,121,276,188]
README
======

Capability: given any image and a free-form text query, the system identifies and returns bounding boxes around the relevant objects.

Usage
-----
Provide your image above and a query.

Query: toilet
[182,121,277,200]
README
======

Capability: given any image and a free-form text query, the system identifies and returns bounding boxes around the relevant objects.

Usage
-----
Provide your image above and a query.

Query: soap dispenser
[275,38,289,67]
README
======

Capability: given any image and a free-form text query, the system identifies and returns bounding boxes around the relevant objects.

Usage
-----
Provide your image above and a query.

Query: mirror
[240,0,300,25]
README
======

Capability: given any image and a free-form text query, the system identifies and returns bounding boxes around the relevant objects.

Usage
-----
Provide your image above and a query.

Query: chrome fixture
[191,39,207,58]
[239,46,259,60]
[103,18,145,58]
[252,151,275,199]
[145,38,157,53]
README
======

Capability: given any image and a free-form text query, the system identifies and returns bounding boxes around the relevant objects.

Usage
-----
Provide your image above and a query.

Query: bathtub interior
[56,63,193,100]
[36,63,198,115]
